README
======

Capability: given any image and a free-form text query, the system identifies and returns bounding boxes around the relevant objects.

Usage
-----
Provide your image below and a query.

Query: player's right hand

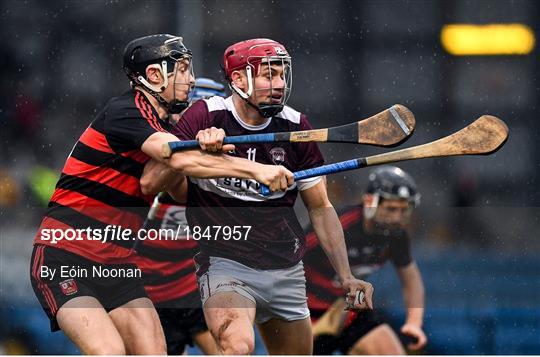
[255,165,294,192]
[342,277,374,311]
[196,127,235,153]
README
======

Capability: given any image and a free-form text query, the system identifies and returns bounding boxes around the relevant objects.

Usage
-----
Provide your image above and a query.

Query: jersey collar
[225,96,272,131]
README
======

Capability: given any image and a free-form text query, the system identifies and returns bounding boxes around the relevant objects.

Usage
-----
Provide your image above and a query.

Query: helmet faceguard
[123,34,194,114]
[224,39,292,118]
[363,166,421,221]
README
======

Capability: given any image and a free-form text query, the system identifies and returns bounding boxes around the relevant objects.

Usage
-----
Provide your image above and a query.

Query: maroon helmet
[223,38,292,117]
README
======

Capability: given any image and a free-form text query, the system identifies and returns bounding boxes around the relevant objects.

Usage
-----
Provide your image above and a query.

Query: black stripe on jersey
[44,202,136,250]
[71,141,144,178]
[142,266,195,287]
[136,244,196,263]
[56,174,148,213]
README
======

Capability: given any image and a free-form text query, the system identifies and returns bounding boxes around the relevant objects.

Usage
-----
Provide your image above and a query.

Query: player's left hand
[196,127,235,153]
[342,277,373,311]
[400,323,427,350]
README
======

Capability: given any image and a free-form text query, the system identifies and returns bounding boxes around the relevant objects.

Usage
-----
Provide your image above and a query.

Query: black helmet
[366,166,420,206]
[122,34,193,114]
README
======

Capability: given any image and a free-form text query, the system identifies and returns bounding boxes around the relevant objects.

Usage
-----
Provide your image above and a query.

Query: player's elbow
[140,176,162,196]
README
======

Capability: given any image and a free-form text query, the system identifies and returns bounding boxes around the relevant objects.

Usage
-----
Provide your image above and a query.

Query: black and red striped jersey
[171,96,325,270]
[133,193,200,305]
[33,90,172,264]
[304,206,413,311]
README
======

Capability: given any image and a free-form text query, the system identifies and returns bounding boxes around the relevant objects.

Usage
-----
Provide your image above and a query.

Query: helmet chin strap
[231,66,283,118]
[139,60,190,117]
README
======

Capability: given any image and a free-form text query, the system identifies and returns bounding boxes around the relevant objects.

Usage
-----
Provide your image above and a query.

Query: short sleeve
[104,92,166,152]
[296,114,325,191]
[171,100,211,141]
[389,231,413,268]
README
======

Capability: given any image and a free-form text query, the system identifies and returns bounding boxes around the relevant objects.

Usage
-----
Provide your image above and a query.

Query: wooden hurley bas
[162,104,416,158]
[260,115,509,196]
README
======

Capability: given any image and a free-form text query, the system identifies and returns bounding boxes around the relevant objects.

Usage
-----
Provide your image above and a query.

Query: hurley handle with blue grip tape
[168,133,276,151]
[260,158,366,196]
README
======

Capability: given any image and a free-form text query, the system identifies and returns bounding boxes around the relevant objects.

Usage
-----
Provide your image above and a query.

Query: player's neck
[136,88,168,120]
[232,94,268,126]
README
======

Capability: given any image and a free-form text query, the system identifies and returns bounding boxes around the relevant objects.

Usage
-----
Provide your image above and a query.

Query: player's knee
[130,311,167,354]
[222,337,254,355]
[216,319,254,355]
[349,324,404,355]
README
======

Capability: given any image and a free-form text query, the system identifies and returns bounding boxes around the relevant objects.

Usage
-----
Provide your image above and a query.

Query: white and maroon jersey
[171,96,324,270]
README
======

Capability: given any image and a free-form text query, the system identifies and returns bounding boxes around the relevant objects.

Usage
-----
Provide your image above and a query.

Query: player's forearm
[169,150,261,179]
[167,175,187,204]
[401,264,425,326]
[405,307,424,328]
[309,206,354,282]
[141,159,183,195]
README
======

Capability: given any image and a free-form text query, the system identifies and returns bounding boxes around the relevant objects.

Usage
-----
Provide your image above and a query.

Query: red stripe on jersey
[61,156,146,199]
[142,98,165,132]
[307,291,333,310]
[306,231,318,250]
[78,127,115,154]
[145,273,197,303]
[34,217,135,264]
[306,209,363,249]
[339,209,362,231]
[343,310,358,330]
[135,92,163,132]
[305,267,342,294]
[120,149,150,164]
[50,188,143,231]
[135,92,159,132]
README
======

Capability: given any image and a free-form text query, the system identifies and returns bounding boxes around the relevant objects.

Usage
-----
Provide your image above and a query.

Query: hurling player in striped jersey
[30,35,293,355]
[305,166,427,354]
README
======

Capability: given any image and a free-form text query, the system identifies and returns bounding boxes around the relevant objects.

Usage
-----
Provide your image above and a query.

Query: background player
[135,78,227,355]
[29,34,293,355]
[168,38,374,355]
[305,166,427,355]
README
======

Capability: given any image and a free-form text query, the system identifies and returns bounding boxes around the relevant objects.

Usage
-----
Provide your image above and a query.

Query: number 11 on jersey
[247,147,257,161]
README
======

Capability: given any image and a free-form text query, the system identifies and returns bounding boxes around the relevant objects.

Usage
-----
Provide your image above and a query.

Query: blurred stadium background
[1,0,539,354]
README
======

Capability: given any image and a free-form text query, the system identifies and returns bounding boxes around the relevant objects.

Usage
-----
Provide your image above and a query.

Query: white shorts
[197,256,310,324]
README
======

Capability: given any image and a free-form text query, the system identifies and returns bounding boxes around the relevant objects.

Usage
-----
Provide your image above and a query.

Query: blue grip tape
[168,140,200,151]
[293,159,362,181]
[260,159,363,196]
[225,133,275,144]
[168,133,276,152]
[260,184,271,196]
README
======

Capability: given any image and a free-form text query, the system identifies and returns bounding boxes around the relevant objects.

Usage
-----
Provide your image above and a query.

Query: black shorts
[154,301,208,355]
[313,309,384,355]
[30,244,148,331]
